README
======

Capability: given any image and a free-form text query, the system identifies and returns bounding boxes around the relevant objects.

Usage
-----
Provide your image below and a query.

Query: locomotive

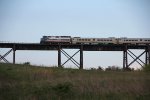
[40,36,150,45]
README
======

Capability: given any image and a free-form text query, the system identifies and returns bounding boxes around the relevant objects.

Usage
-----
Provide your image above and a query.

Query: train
[40,36,150,45]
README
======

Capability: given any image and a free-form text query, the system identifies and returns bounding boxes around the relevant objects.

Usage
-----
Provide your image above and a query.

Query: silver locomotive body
[40,36,71,44]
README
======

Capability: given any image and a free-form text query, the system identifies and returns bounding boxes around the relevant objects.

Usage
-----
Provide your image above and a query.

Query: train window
[74,37,80,38]
[140,39,142,41]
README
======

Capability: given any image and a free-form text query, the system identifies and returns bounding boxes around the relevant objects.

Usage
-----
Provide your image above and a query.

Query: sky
[0,0,150,69]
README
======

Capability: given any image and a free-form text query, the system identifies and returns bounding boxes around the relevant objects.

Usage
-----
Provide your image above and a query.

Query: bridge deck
[0,43,149,51]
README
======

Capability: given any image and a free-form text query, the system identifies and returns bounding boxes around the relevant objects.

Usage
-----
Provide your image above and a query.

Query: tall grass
[0,63,150,100]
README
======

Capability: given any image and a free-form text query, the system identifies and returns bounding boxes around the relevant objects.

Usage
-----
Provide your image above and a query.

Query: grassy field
[0,63,150,100]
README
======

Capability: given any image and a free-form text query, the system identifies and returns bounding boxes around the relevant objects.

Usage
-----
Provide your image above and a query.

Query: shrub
[142,64,150,72]
[97,66,104,71]
[23,62,30,65]
[105,66,122,71]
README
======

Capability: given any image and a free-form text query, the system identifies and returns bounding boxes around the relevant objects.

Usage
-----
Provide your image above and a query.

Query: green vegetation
[0,63,150,100]
[143,64,150,72]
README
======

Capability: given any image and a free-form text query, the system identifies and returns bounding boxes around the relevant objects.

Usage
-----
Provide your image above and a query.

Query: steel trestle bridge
[0,43,150,69]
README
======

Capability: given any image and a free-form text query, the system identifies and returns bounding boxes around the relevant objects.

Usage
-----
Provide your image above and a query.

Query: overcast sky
[0,0,150,69]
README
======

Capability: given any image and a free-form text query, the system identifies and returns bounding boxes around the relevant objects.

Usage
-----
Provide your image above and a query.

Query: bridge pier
[80,45,83,69]
[145,45,150,65]
[57,45,83,69]
[13,45,16,64]
[123,45,128,69]
[58,45,61,67]
[123,45,150,70]
[13,49,16,64]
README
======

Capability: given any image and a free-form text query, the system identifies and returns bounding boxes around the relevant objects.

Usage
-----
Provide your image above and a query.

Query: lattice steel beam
[0,49,13,63]
[61,49,80,68]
